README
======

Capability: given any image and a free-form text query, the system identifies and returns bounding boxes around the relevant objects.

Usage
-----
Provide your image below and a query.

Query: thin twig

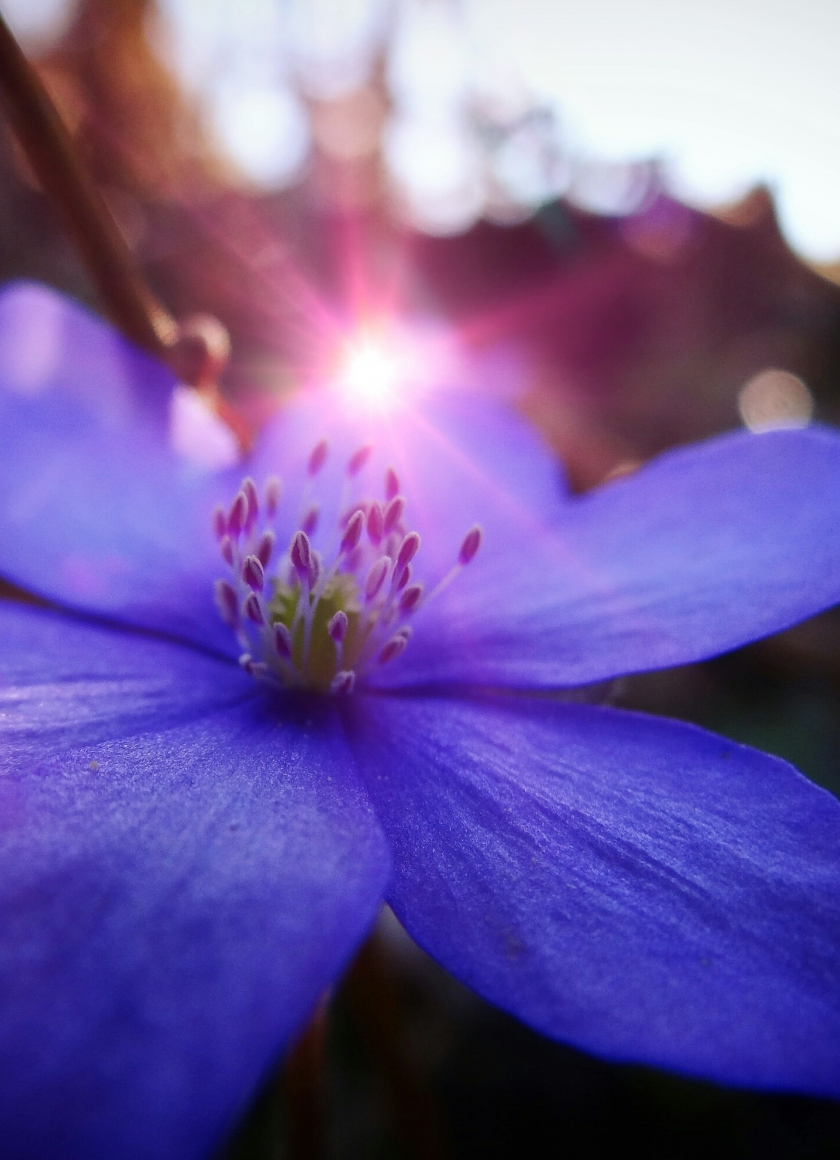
[0,11,176,356]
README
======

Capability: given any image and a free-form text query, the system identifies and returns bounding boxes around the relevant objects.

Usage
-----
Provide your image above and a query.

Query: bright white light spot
[208,81,310,190]
[738,369,814,433]
[336,333,406,411]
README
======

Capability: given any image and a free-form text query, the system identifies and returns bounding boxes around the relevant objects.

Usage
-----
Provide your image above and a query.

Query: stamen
[215,579,239,628]
[328,611,348,642]
[383,495,405,534]
[400,583,424,614]
[274,622,292,658]
[347,445,372,476]
[265,476,282,518]
[340,510,364,554]
[244,592,264,625]
[365,556,390,602]
[228,492,247,539]
[242,478,259,531]
[302,504,320,536]
[367,502,384,546]
[242,554,265,592]
[379,634,409,665]
[308,439,329,476]
[459,525,483,565]
[215,470,479,695]
[385,468,400,501]
[256,531,275,567]
[396,532,421,571]
[307,553,322,589]
[290,530,312,580]
[330,670,356,695]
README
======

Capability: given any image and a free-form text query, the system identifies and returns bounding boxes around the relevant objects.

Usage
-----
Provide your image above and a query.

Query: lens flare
[335,331,405,410]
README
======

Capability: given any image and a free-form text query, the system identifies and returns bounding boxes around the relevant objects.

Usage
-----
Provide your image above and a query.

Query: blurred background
[1,1,840,1156]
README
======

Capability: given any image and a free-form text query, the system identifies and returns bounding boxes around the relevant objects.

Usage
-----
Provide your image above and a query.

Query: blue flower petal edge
[347,692,840,1095]
[0,603,389,1160]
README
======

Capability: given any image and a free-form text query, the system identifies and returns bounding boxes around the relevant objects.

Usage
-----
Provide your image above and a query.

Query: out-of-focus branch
[0,10,176,357]
[0,6,245,442]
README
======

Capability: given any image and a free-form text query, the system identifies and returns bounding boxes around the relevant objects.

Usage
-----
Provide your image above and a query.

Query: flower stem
[283,996,329,1160]
[344,930,447,1160]
[0,11,176,357]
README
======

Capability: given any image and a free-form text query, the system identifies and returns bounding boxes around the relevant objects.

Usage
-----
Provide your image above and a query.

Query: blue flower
[1,282,840,1160]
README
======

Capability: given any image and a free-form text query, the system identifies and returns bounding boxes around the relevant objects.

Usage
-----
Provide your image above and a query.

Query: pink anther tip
[340,510,365,554]
[330,669,356,695]
[384,467,400,501]
[308,439,329,476]
[244,592,264,625]
[290,530,312,579]
[459,525,483,566]
[242,554,265,593]
[396,532,421,571]
[274,622,292,659]
[364,556,390,602]
[328,610,348,642]
[264,476,282,519]
[347,444,372,476]
[383,495,406,534]
[367,501,384,545]
[212,505,227,540]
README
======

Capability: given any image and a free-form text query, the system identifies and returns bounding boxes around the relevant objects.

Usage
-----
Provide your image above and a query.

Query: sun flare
[335,331,405,410]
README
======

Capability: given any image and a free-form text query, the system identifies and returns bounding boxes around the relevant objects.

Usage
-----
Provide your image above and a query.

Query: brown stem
[344,932,448,1160]
[283,997,329,1160]
[0,11,175,356]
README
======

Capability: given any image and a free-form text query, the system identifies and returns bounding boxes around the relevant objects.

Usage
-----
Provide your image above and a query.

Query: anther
[242,478,259,530]
[383,495,405,534]
[396,564,411,591]
[396,531,421,571]
[228,492,247,539]
[379,634,409,665]
[290,530,312,580]
[399,583,424,614]
[365,556,390,602]
[212,505,227,540]
[214,579,239,628]
[367,501,384,545]
[220,535,234,566]
[308,553,322,590]
[459,525,483,565]
[242,554,265,592]
[244,592,264,625]
[274,622,292,658]
[328,610,348,643]
[265,476,282,519]
[256,531,275,568]
[340,509,364,554]
[347,444,372,476]
[385,467,400,501]
[308,439,329,476]
[239,654,267,679]
[330,670,356,695]
[302,504,320,536]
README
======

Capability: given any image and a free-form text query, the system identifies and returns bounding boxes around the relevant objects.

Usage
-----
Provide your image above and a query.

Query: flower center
[212,439,481,694]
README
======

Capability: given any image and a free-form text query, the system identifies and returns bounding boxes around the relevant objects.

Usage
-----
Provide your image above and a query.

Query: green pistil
[268,572,370,690]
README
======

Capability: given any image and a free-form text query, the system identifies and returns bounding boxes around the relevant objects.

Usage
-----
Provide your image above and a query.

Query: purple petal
[249,387,567,574]
[379,426,840,688]
[346,691,840,1094]
[0,603,389,1160]
[0,283,238,653]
